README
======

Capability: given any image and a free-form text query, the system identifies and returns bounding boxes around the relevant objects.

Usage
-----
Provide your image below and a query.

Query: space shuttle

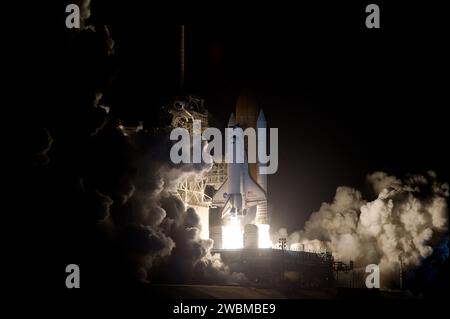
[212,113,267,218]
[212,90,269,221]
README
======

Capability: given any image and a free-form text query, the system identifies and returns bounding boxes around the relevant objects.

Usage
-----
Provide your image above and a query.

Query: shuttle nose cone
[257,109,266,128]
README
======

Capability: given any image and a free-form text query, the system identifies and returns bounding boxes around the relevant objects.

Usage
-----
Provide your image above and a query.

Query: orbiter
[212,112,267,219]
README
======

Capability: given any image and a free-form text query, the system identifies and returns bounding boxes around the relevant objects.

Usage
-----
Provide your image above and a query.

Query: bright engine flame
[222,218,243,249]
[257,224,273,248]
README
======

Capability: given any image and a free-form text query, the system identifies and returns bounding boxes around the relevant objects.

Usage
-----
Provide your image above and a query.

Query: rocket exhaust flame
[222,217,243,249]
[222,220,273,249]
[257,224,273,248]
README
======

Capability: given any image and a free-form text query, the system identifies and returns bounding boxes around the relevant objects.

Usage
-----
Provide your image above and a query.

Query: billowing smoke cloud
[74,0,92,29]
[79,125,246,284]
[41,13,246,286]
[285,171,449,287]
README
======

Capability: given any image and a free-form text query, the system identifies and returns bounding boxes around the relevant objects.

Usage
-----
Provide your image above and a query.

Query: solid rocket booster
[255,109,269,225]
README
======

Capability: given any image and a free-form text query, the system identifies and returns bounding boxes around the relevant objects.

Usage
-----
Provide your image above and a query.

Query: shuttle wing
[212,178,229,206]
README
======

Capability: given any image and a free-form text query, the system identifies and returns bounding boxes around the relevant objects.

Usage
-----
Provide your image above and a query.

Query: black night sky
[32,0,449,304]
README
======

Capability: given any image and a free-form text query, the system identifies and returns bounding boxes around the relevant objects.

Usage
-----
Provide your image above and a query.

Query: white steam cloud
[285,171,448,286]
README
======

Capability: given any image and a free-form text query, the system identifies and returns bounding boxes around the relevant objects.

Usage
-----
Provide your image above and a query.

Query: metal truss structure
[164,94,227,208]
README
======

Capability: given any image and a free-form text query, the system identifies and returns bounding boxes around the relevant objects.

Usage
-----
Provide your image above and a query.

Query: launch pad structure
[213,248,336,288]
[161,94,227,240]
[168,25,227,229]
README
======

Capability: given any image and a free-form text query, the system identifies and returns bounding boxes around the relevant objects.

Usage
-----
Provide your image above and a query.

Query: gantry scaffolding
[162,95,227,208]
